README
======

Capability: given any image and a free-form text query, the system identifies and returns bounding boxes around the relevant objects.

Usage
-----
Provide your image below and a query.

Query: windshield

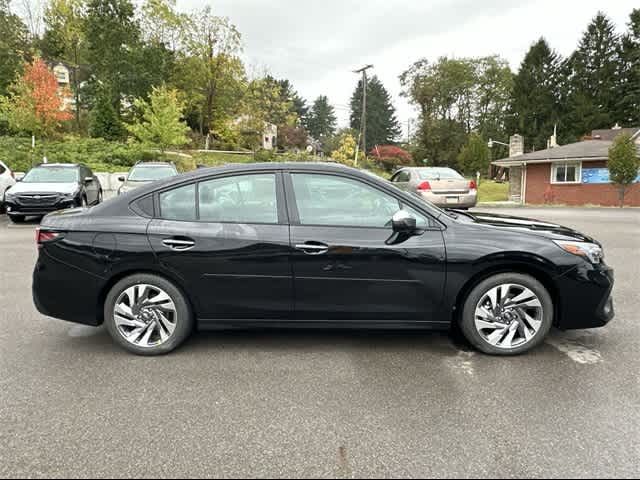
[418,168,464,180]
[22,167,78,184]
[128,165,177,181]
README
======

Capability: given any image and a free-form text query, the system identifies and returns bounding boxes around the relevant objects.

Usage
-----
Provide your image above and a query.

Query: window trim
[154,171,286,225]
[284,171,440,230]
[550,161,582,185]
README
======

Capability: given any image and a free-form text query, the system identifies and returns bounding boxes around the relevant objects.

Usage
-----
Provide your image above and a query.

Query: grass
[477,180,509,203]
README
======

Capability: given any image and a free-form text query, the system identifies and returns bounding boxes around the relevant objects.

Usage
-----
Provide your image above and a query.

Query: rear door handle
[162,238,195,251]
[295,242,329,255]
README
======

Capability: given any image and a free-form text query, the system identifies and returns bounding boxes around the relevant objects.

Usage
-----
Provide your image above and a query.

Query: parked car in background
[390,167,478,209]
[118,161,179,195]
[33,162,613,356]
[4,163,102,223]
[0,160,17,213]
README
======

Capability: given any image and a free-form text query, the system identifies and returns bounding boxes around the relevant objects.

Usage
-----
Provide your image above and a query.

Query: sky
[179,0,635,136]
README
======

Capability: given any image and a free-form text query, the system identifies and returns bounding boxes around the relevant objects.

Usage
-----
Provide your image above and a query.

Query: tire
[80,196,88,208]
[9,215,25,223]
[460,273,553,355]
[104,274,193,356]
[97,190,103,204]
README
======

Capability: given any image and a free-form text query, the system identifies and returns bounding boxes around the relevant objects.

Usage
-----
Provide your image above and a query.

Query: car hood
[456,210,597,243]
[120,180,153,191]
[7,182,78,195]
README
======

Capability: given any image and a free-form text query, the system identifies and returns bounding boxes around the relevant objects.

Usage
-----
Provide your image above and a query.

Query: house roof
[591,127,639,141]
[493,134,640,167]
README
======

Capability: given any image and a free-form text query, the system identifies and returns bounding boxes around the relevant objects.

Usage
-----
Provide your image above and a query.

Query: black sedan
[5,163,102,223]
[32,163,614,355]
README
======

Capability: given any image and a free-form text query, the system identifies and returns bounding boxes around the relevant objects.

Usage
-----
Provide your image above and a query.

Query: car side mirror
[84,177,93,184]
[118,176,126,182]
[392,210,417,233]
[387,210,419,246]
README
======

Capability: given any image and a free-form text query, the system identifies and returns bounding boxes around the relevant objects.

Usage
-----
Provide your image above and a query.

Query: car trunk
[429,178,470,194]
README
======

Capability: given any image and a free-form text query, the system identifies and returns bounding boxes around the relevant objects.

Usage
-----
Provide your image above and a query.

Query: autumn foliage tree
[369,145,412,171]
[0,58,72,138]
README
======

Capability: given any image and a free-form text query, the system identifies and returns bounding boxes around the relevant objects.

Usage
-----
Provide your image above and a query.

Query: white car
[0,160,17,213]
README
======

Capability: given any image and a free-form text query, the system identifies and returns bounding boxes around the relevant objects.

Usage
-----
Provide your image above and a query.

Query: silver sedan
[390,167,478,209]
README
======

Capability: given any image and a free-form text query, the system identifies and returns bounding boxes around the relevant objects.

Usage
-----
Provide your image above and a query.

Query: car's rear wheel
[104,274,193,355]
[460,273,553,355]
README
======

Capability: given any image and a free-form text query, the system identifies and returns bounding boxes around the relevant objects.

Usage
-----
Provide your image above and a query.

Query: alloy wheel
[113,284,178,348]
[474,283,544,349]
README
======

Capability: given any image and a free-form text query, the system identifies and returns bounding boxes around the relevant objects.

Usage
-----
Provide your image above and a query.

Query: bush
[368,145,412,171]
[0,136,157,172]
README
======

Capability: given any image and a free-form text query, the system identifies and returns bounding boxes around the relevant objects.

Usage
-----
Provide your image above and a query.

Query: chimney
[548,124,558,149]
[509,134,524,157]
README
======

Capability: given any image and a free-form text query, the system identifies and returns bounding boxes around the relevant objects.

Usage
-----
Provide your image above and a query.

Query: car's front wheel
[104,274,193,355]
[9,214,25,223]
[460,273,553,355]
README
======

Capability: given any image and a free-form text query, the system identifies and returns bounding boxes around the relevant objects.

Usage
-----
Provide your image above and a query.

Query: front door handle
[295,242,329,255]
[162,237,195,251]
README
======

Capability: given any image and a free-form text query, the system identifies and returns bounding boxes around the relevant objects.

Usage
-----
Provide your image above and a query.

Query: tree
[369,145,412,172]
[0,58,72,138]
[0,0,30,97]
[608,133,639,207]
[509,39,564,150]
[619,9,640,125]
[307,95,336,141]
[457,133,490,176]
[41,0,86,129]
[565,12,622,137]
[127,85,189,152]
[350,75,401,150]
[88,84,124,140]
[278,124,308,150]
[330,132,359,166]
[178,6,242,136]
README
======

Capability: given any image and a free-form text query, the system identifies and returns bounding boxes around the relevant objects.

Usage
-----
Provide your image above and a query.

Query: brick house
[493,127,640,206]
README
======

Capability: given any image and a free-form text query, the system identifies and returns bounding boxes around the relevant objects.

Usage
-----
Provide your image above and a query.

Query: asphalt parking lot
[0,207,639,478]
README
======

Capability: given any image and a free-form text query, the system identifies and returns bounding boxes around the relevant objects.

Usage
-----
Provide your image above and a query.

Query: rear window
[417,168,464,180]
[129,165,177,181]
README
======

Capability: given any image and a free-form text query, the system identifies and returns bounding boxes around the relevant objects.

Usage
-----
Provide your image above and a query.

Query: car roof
[132,161,176,167]
[34,163,81,168]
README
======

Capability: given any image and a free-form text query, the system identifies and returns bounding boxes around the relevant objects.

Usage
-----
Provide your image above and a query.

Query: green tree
[619,9,640,125]
[457,133,490,176]
[89,85,125,140]
[509,39,564,151]
[127,85,189,152]
[41,0,87,129]
[565,12,622,137]
[608,133,639,207]
[307,95,336,142]
[350,75,401,150]
[178,6,242,136]
[0,0,30,97]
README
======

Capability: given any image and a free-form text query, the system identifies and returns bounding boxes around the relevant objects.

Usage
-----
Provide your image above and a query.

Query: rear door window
[159,184,196,221]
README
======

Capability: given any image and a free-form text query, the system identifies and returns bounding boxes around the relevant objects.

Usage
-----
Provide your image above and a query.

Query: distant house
[493,127,640,206]
[48,62,75,111]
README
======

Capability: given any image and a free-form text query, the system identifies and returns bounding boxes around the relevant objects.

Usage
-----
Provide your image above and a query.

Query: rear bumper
[420,191,478,208]
[554,263,615,330]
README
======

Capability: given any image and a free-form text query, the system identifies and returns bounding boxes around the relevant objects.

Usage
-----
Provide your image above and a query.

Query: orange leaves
[22,58,73,124]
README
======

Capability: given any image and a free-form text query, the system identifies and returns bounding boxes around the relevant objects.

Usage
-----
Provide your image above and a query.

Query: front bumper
[5,198,77,216]
[554,262,615,330]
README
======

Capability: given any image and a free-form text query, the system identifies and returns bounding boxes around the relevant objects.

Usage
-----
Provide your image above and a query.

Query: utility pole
[353,65,373,165]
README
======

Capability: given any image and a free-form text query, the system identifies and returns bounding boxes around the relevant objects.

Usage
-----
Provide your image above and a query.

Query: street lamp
[488,138,509,149]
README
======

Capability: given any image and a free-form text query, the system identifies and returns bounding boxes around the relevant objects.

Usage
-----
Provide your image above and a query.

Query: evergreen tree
[89,85,125,140]
[350,75,401,150]
[457,133,490,176]
[565,12,622,137]
[509,39,564,151]
[619,9,640,125]
[307,95,336,141]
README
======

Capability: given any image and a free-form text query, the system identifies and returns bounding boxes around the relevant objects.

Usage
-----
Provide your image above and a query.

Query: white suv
[0,160,17,213]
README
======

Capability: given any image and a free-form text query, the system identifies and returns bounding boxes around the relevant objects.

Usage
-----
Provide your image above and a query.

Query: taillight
[417,181,432,191]
[36,228,61,247]
[469,180,477,190]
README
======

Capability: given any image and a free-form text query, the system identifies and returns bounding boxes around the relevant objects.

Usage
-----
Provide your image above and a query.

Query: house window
[551,162,581,184]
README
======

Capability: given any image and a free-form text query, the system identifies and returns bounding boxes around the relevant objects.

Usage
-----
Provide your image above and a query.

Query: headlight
[553,240,603,264]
